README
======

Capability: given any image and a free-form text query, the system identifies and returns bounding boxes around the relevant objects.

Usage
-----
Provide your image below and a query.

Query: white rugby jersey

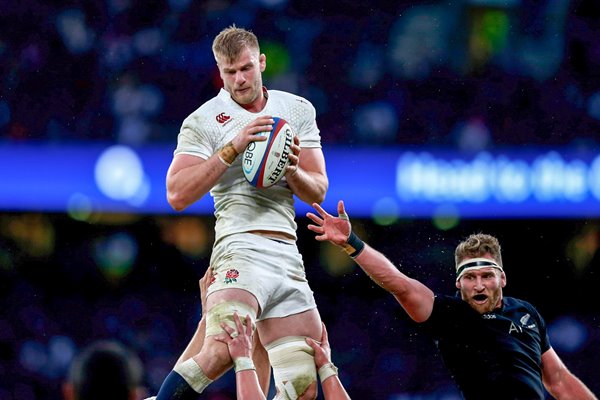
[174,88,322,242]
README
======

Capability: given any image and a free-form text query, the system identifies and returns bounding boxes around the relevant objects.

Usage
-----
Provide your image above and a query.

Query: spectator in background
[62,340,145,400]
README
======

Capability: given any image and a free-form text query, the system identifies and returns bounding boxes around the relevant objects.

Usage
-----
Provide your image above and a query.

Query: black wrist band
[343,231,365,258]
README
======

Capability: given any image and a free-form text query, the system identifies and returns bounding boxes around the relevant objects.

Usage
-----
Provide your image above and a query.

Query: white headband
[456,257,502,280]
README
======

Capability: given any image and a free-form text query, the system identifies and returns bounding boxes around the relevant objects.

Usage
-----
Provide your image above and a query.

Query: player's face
[217,46,266,111]
[456,266,506,314]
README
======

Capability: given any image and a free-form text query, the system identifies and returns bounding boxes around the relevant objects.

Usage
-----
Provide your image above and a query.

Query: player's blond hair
[212,25,260,63]
[455,233,503,268]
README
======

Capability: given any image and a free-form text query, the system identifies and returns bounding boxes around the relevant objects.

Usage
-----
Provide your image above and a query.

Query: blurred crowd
[2,0,600,399]
[1,0,600,148]
[1,212,599,399]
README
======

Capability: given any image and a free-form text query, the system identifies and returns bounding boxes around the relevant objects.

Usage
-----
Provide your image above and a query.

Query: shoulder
[503,296,544,320]
[182,96,223,128]
[504,296,539,312]
[269,90,315,108]
[428,294,469,319]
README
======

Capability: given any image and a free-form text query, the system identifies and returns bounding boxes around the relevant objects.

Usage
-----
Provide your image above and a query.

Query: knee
[196,339,233,380]
[266,336,318,400]
[298,381,318,400]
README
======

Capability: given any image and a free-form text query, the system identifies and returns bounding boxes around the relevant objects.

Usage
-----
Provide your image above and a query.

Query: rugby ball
[242,117,294,188]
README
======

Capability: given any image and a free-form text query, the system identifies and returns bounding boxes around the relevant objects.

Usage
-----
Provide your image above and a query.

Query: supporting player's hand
[285,135,301,177]
[214,312,254,361]
[231,116,273,153]
[307,200,352,247]
[305,323,332,369]
[199,267,214,318]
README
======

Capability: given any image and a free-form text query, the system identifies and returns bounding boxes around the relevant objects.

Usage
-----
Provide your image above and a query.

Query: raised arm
[175,267,271,395]
[305,323,351,400]
[285,137,328,205]
[214,313,267,400]
[307,200,434,322]
[166,116,273,211]
[541,348,597,400]
[176,267,213,365]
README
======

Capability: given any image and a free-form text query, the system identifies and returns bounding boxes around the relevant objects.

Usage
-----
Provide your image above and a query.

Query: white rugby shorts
[208,232,317,321]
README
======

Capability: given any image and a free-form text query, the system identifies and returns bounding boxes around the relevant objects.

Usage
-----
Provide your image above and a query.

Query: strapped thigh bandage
[205,301,257,337]
[266,336,317,400]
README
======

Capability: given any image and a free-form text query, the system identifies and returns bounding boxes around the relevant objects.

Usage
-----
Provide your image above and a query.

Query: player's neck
[239,87,268,113]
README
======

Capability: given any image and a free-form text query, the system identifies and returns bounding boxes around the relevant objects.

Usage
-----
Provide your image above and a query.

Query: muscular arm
[167,154,227,211]
[352,244,434,322]
[305,323,351,400]
[307,201,434,323]
[285,141,328,205]
[541,348,597,400]
[167,116,273,211]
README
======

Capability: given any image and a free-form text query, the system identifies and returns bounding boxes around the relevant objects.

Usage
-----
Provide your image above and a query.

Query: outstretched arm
[176,266,213,365]
[305,323,351,400]
[307,200,435,322]
[176,267,270,395]
[215,313,267,400]
[542,348,597,399]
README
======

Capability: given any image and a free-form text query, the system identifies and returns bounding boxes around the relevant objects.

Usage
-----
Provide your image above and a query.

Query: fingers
[337,200,347,219]
[220,321,234,337]
[250,116,274,137]
[311,202,330,218]
[306,212,324,226]
[305,337,318,351]
[244,314,252,336]
[232,312,244,334]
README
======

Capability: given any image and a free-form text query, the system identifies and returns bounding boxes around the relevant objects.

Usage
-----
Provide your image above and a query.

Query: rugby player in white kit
[154,25,329,400]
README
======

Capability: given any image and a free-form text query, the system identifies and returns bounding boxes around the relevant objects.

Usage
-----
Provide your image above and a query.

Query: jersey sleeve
[419,294,460,336]
[173,113,214,160]
[296,97,321,149]
[528,303,551,354]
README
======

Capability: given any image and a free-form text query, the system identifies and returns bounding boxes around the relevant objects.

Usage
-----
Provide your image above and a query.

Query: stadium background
[1,0,599,398]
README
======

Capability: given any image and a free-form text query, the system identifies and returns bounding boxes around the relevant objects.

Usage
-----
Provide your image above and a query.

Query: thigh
[257,308,322,346]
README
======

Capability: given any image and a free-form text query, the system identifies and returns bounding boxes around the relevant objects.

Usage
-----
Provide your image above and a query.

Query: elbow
[313,191,326,205]
[167,191,189,212]
[313,180,329,204]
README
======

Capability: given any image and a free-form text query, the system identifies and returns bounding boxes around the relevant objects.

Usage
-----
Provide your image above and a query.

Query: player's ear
[259,53,266,72]
[500,271,507,288]
[455,279,461,289]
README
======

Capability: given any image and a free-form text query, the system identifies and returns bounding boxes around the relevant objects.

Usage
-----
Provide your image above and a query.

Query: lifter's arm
[307,201,434,322]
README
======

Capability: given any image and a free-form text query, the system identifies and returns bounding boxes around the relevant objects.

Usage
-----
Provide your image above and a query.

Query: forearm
[549,374,597,400]
[252,333,271,396]
[235,371,267,400]
[286,168,328,204]
[167,156,228,211]
[321,376,351,400]
[353,244,434,322]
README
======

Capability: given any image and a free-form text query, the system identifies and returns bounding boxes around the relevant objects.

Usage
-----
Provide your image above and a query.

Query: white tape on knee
[205,301,256,337]
[266,336,317,400]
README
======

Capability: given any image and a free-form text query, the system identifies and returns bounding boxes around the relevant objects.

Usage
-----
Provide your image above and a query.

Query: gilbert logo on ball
[242,117,294,188]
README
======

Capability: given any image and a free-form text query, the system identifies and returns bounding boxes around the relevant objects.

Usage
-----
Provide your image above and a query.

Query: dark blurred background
[1,0,599,399]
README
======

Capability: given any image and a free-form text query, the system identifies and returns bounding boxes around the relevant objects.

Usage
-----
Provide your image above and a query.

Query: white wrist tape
[317,362,338,383]
[234,356,256,373]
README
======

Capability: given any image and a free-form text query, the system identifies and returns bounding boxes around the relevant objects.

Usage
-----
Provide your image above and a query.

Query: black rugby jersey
[420,295,551,400]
